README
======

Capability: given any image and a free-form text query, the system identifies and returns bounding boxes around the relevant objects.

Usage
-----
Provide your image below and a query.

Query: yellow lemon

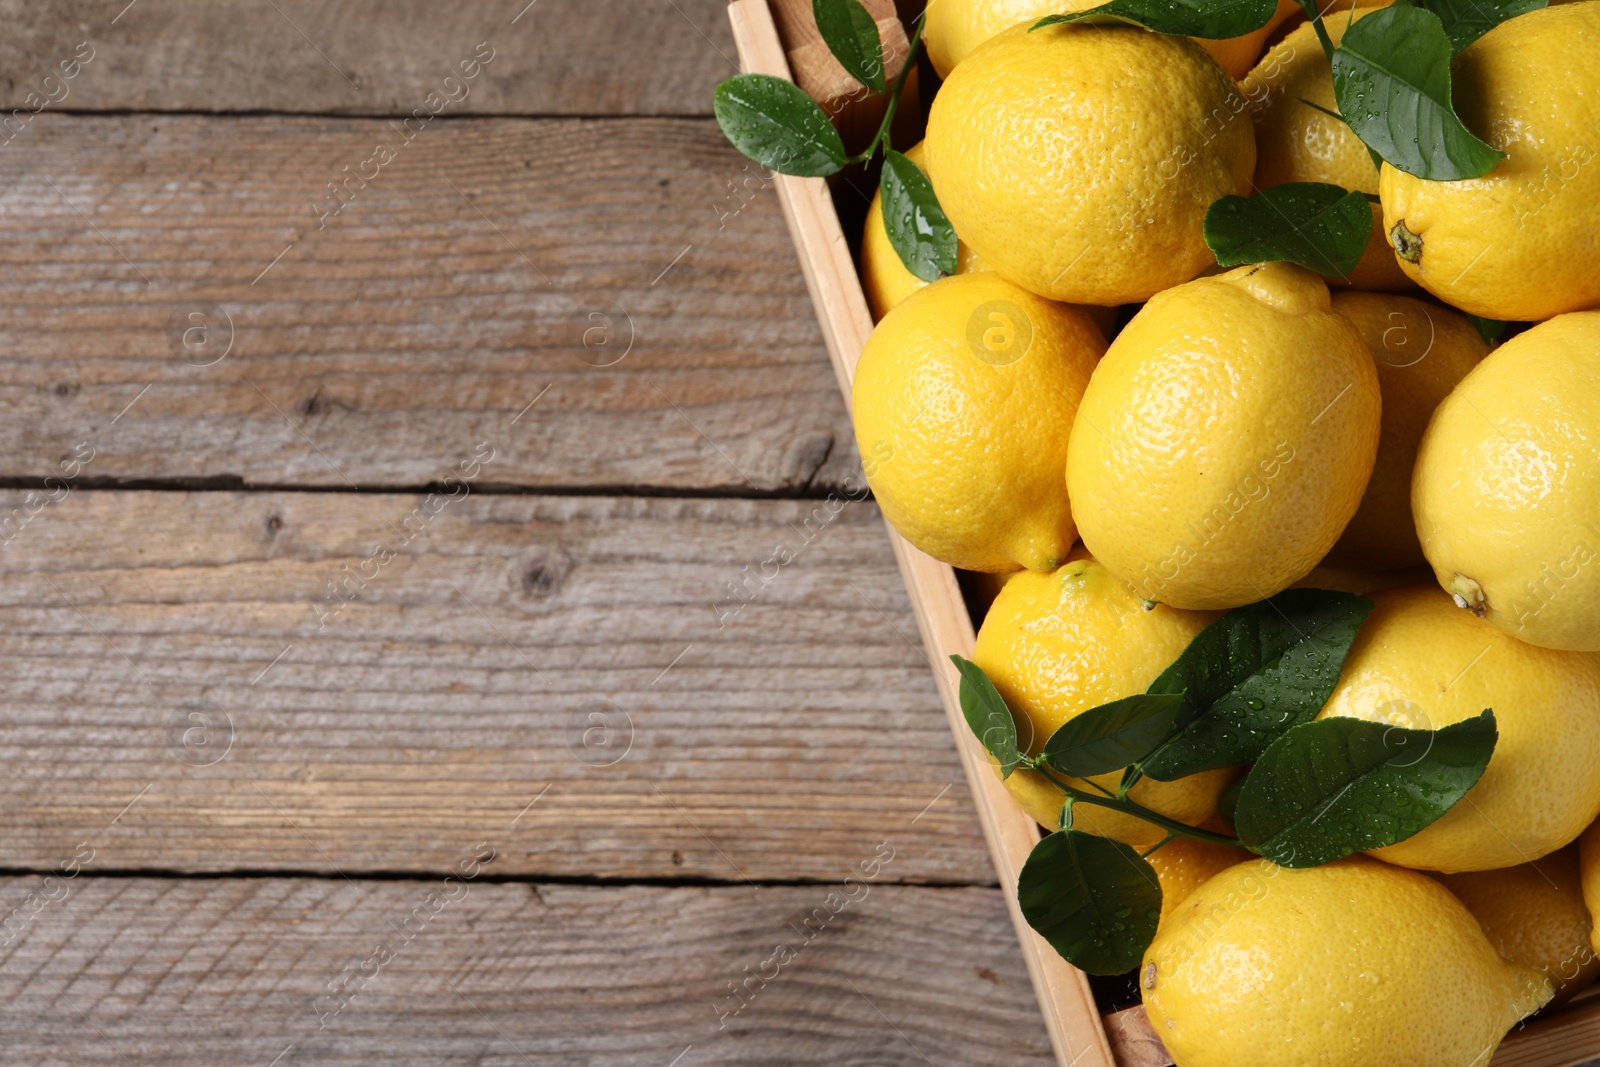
[1437,844,1600,1006]
[1146,837,1252,928]
[1380,3,1600,320]
[860,141,990,321]
[1579,820,1600,955]
[852,273,1104,572]
[1144,857,1552,1067]
[1241,8,1415,292]
[925,0,1299,79]
[1325,292,1489,571]
[924,21,1254,306]
[1319,586,1600,872]
[1413,312,1600,651]
[1067,263,1380,609]
[1195,0,1304,78]
[972,549,1234,847]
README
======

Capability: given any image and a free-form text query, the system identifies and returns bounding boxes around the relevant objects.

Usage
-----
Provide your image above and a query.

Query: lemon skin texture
[973,550,1234,847]
[1193,0,1301,78]
[924,22,1255,306]
[1146,838,1253,929]
[1380,4,1600,320]
[924,0,1298,79]
[1241,9,1415,292]
[860,142,992,321]
[1438,844,1600,1006]
[1325,292,1488,571]
[1413,312,1600,651]
[1319,586,1600,873]
[1067,262,1381,610]
[852,273,1104,572]
[1144,857,1552,1067]
[1580,820,1600,957]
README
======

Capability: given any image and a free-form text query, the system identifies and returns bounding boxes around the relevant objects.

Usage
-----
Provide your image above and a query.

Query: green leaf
[1205,183,1372,279]
[1413,0,1545,53]
[1235,710,1497,867]
[879,150,958,283]
[1141,590,1375,781]
[1033,0,1276,38]
[1018,830,1162,975]
[1216,774,1246,834]
[951,655,1021,779]
[1331,3,1505,180]
[1041,693,1190,778]
[813,0,886,91]
[1468,314,1508,342]
[713,74,847,178]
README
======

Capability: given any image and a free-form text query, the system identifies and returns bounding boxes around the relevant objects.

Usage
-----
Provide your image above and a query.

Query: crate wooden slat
[726,2,1600,1065]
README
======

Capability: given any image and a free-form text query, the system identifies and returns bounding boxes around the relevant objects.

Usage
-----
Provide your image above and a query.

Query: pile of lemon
[851,2,1600,1064]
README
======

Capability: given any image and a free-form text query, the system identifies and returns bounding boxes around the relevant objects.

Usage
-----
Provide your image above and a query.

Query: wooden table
[0,1,1055,1062]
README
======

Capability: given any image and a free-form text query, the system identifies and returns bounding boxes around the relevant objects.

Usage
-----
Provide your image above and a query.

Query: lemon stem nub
[1450,574,1488,617]
[1391,220,1424,264]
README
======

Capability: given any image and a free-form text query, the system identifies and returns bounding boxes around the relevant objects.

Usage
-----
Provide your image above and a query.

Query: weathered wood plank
[0,0,736,116]
[0,876,1053,1065]
[0,489,991,882]
[0,114,859,492]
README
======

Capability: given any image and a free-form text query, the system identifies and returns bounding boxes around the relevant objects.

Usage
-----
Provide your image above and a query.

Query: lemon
[1319,586,1600,872]
[1146,837,1252,928]
[1242,8,1415,292]
[852,273,1104,572]
[1438,844,1600,1006]
[924,0,1085,77]
[1380,3,1600,320]
[924,21,1254,306]
[860,141,991,321]
[925,0,1299,79]
[972,549,1234,847]
[1580,820,1600,956]
[1144,856,1552,1067]
[1195,0,1303,78]
[1413,312,1600,651]
[1066,263,1380,610]
[1325,292,1489,571]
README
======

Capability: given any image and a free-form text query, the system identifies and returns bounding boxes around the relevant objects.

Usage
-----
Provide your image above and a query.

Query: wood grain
[0,489,994,883]
[0,875,1054,1065]
[0,0,737,116]
[0,114,863,492]
[727,7,1117,1065]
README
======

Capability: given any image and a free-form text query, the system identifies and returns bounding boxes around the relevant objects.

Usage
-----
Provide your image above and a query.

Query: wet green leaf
[813,0,887,91]
[1205,182,1372,278]
[1331,3,1504,180]
[1235,710,1497,867]
[880,150,957,282]
[1413,0,1546,53]
[713,74,847,177]
[951,655,1021,778]
[1018,830,1161,974]
[1042,693,1191,778]
[1032,0,1276,38]
[1141,590,1374,780]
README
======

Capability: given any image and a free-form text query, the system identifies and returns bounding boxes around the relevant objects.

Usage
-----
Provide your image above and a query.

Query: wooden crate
[725,2,1600,1064]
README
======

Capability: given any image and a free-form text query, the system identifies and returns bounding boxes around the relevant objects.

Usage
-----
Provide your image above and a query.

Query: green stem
[1032,764,1242,849]
[844,14,924,165]
[1140,833,1176,859]
[1296,0,1336,63]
